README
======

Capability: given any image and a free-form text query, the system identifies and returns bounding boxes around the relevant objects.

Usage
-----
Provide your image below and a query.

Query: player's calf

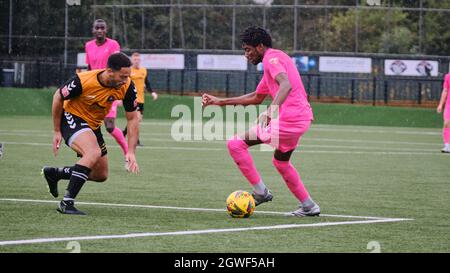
[89,169,108,182]
[41,167,60,198]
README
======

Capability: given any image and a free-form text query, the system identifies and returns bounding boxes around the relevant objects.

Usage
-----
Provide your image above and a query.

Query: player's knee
[93,175,108,183]
[84,148,102,164]
[274,149,294,162]
[272,157,290,171]
[227,137,247,153]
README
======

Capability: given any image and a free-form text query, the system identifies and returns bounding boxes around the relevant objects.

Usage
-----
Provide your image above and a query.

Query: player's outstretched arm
[202,91,266,107]
[52,90,64,157]
[124,111,140,174]
[145,77,158,101]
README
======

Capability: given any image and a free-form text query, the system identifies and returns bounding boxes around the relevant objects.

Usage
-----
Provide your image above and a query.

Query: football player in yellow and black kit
[42,52,140,215]
[123,52,158,146]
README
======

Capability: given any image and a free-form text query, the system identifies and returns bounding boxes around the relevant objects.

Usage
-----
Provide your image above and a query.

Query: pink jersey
[444,73,450,107]
[85,38,121,70]
[256,48,313,122]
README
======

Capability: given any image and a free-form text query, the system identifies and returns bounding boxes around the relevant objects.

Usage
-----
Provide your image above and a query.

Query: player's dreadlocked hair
[240,26,272,48]
[107,52,131,71]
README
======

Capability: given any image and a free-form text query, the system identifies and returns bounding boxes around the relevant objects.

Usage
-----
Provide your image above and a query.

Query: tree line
[1,0,449,60]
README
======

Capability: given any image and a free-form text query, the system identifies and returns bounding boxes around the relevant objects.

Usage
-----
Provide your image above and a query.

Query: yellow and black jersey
[59,69,137,129]
[130,67,147,104]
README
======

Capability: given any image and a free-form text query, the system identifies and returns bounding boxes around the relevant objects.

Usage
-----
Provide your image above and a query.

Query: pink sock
[227,137,261,185]
[443,128,450,144]
[272,158,310,203]
[110,127,128,155]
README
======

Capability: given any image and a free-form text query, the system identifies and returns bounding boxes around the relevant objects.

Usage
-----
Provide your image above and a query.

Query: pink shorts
[250,119,312,153]
[105,100,120,119]
[444,105,450,121]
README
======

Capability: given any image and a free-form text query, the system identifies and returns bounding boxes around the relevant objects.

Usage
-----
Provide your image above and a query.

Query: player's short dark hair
[107,52,131,71]
[240,26,272,48]
[93,19,107,26]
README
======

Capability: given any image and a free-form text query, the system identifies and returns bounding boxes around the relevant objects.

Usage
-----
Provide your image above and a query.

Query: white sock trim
[253,180,267,195]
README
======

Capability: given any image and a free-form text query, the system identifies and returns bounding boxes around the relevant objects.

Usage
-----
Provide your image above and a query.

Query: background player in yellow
[123,52,158,146]
[42,53,140,215]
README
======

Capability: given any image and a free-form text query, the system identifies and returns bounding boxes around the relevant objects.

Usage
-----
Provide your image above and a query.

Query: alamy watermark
[170,97,279,151]
[367,241,381,253]
[66,241,81,253]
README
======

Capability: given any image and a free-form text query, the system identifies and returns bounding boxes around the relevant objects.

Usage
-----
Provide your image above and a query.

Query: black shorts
[61,111,107,157]
[137,103,144,114]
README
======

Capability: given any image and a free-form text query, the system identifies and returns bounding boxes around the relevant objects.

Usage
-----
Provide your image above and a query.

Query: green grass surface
[0,88,443,128]
[0,116,449,252]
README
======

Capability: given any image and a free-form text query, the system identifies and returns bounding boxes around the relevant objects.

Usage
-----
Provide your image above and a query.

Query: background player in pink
[202,27,320,217]
[85,19,120,71]
[85,19,129,159]
[437,73,450,153]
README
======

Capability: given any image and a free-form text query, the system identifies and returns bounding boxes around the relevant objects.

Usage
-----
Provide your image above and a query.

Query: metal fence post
[306,74,312,101]
[317,77,321,100]
[351,79,356,104]
[372,77,377,106]
[166,70,171,94]
[194,70,199,93]
[59,61,64,86]
[36,60,41,88]
[180,70,184,95]
[225,73,230,97]
[243,71,248,94]
[384,80,388,104]
[418,82,422,104]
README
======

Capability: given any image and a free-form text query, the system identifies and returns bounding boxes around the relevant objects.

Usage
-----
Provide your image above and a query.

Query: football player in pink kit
[437,73,450,153]
[85,19,129,158]
[202,27,320,217]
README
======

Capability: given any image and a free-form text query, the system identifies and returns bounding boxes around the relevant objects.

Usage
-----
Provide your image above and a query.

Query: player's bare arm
[437,88,447,113]
[260,72,292,126]
[202,91,266,107]
[144,76,158,101]
[51,89,64,157]
[124,110,140,173]
[270,72,292,109]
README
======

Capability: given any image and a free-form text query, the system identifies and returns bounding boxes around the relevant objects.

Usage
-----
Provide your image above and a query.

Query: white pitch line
[6,119,432,136]
[0,198,413,221]
[139,122,441,135]
[0,218,412,247]
[1,130,441,147]
[1,141,445,156]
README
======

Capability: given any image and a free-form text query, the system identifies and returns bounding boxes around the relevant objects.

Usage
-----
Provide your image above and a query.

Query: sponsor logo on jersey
[61,86,69,98]
[269,57,279,65]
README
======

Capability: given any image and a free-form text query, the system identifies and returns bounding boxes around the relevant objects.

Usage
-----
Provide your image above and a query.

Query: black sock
[64,164,91,200]
[123,126,127,136]
[56,166,73,180]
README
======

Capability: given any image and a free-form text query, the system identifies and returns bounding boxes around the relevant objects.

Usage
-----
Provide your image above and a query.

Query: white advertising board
[140,54,185,70]
[197,55,248,71]
[319,56,372,73]
[385,59,438,77]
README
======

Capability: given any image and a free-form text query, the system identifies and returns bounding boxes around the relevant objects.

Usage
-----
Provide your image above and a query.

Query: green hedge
[0,88,442,128]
